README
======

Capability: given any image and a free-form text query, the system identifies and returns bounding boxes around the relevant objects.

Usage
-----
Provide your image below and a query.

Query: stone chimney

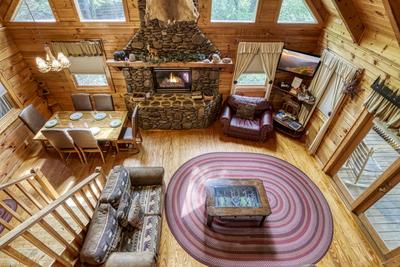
[123,0,218,62]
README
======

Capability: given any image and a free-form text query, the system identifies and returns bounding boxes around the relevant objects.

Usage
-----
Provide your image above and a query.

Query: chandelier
[36,45,71,73]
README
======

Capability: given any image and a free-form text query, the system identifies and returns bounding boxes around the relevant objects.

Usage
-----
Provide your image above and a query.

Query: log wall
[0,0,324,110]
[0,24,48,182]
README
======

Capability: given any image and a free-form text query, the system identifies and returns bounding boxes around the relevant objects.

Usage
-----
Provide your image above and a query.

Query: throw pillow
[80,204,121,265]
[236,104,256,120]
[99,165,130,208]
[127,196,143,228]
[116,190,132,227]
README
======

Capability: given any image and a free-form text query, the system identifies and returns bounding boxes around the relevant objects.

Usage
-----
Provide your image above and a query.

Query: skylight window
[211,0,259,23]
[278,0,317,24]
[75,0,126,22]
[12,0,56,22]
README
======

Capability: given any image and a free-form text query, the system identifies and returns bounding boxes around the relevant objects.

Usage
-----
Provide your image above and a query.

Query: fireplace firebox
[154,68,191,93]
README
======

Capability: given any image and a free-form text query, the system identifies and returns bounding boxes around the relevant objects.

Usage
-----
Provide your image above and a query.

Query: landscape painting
[278,49,320,77]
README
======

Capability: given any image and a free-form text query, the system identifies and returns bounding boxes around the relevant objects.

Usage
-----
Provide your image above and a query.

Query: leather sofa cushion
[230,116,261,133]
[99,166,130,207]
[132,186,162,216]
[132,215,161,253]
[228,95,270,114]
[80,204,121,265]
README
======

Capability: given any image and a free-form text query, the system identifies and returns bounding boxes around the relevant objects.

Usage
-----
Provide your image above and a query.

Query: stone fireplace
[121,0,223,130]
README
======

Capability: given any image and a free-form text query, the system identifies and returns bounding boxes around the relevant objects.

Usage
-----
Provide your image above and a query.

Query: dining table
[33,111,128,142]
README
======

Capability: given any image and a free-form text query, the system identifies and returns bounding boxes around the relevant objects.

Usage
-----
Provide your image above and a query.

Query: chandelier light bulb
[57,52,71,68]
[36,57,51,73]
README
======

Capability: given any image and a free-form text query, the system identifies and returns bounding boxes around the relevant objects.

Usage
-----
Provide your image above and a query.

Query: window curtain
[364,91,400,129]
[50,41,103,57]
[259,42,284,99]
[298,50,340,125]
[308,59,357,155]
[231,42,261,94]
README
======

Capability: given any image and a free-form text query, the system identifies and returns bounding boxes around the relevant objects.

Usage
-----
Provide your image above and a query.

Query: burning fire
[169,72,179,83]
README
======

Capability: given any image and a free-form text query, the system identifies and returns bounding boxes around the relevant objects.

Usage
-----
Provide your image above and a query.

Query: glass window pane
[74,74,108,87]
[237,73,267,86]
[278,0,317,24]
[364,183,400,250]
[211,0,259,23]
[337,120,400,198]
[13,0,56,22]
[76,0,125,21]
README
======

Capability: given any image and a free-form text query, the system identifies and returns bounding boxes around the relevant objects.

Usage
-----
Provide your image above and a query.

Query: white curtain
[259,42,284,99]
[308,59,357,155]
[298,50,340,125]
[231,42,261,94]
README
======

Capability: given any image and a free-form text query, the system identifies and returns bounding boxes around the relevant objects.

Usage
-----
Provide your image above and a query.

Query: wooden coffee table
[205,179,271,227]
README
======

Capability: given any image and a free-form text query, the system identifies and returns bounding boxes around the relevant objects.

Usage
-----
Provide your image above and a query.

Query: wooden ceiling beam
[382,0,400,46]
[305,0,328,24]
[331,0,365,44]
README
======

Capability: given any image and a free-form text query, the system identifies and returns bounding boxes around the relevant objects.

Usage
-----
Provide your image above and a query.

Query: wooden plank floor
[3,123,382,267]
[337,128,400,251]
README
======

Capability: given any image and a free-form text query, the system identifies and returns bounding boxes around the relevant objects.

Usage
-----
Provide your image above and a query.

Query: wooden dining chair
[41,129,85,164]
[67,129,105,163]
[116,106,142,154]
[93,94,114,111]
[19,104,47,134]
[71,93,93,111]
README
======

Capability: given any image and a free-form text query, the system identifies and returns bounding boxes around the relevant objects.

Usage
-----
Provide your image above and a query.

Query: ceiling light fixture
[23,0,71,73]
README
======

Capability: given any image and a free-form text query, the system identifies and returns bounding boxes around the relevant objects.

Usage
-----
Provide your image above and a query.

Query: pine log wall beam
[382,0,400,46]
[305,0,328,23]
[331,0,365,44]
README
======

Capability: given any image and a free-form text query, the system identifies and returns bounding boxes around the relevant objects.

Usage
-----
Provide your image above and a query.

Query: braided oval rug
[165,152,333,267]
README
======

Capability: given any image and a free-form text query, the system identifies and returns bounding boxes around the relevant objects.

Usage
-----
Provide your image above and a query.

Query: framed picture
[278,49,321,78]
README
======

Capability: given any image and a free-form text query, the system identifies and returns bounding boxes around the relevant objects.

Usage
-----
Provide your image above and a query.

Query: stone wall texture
[124,0,218,61]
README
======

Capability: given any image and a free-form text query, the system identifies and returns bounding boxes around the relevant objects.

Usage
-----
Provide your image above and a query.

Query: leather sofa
[80,166,164,267]
[220,95,273,142]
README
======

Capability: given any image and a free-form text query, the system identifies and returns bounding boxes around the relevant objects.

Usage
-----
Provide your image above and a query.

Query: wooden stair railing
[0,167,106,266]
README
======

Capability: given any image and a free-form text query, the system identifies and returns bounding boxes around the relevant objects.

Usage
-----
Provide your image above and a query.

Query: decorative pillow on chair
[80,204,121,265]
[236,104,256,120]
[99,165,130,208]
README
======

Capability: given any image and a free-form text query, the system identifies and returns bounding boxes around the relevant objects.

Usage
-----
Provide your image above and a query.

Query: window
[0,83,13,119]
[211,0,259,23]
[278,0,317,24]
[237,54,267,86]
[75,0,125,22]
[68,56,109,88]
[12,0,56,22]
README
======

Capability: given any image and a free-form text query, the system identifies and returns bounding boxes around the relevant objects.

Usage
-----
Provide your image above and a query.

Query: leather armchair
[220,95,273,142]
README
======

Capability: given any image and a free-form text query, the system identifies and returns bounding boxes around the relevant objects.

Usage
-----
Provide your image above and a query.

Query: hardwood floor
[10,123,382,267]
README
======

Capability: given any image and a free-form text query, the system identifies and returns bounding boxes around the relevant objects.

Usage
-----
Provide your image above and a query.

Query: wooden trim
[4,0,21,22]
[352,158,400,214]
[331,0,365,44]
[382,0,400,46]
[385,246,400,264]
[323,108,373,176]
[0,108,21,134]
[332,174,355,206]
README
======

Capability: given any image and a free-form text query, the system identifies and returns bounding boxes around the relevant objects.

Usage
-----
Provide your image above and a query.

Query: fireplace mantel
[106,60,234,71]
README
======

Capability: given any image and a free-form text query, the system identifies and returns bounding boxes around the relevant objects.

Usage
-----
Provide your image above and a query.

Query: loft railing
[0,167,106,266]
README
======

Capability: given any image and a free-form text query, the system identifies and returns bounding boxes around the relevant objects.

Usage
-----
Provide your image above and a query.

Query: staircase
[0,167,106,266]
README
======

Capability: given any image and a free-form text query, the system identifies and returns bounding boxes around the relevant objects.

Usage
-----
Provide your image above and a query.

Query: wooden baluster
[32,168,60,200]
[3,189,34,216]
[26,178,53,204]
[2,245,41,267]
[15,183,44,210]
[38,218,80,257]
[85,185,99,204]
[61,203,86,230]
[0,200,76,256]
[91,180,102,198]
[79,190,95,212]
[51,211,83,246]
[96,167,106,187]
[71,195,90,222]
[0,218,72,267]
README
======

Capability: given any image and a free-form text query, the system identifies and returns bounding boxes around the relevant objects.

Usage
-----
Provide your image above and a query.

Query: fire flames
[169,72,179,83]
